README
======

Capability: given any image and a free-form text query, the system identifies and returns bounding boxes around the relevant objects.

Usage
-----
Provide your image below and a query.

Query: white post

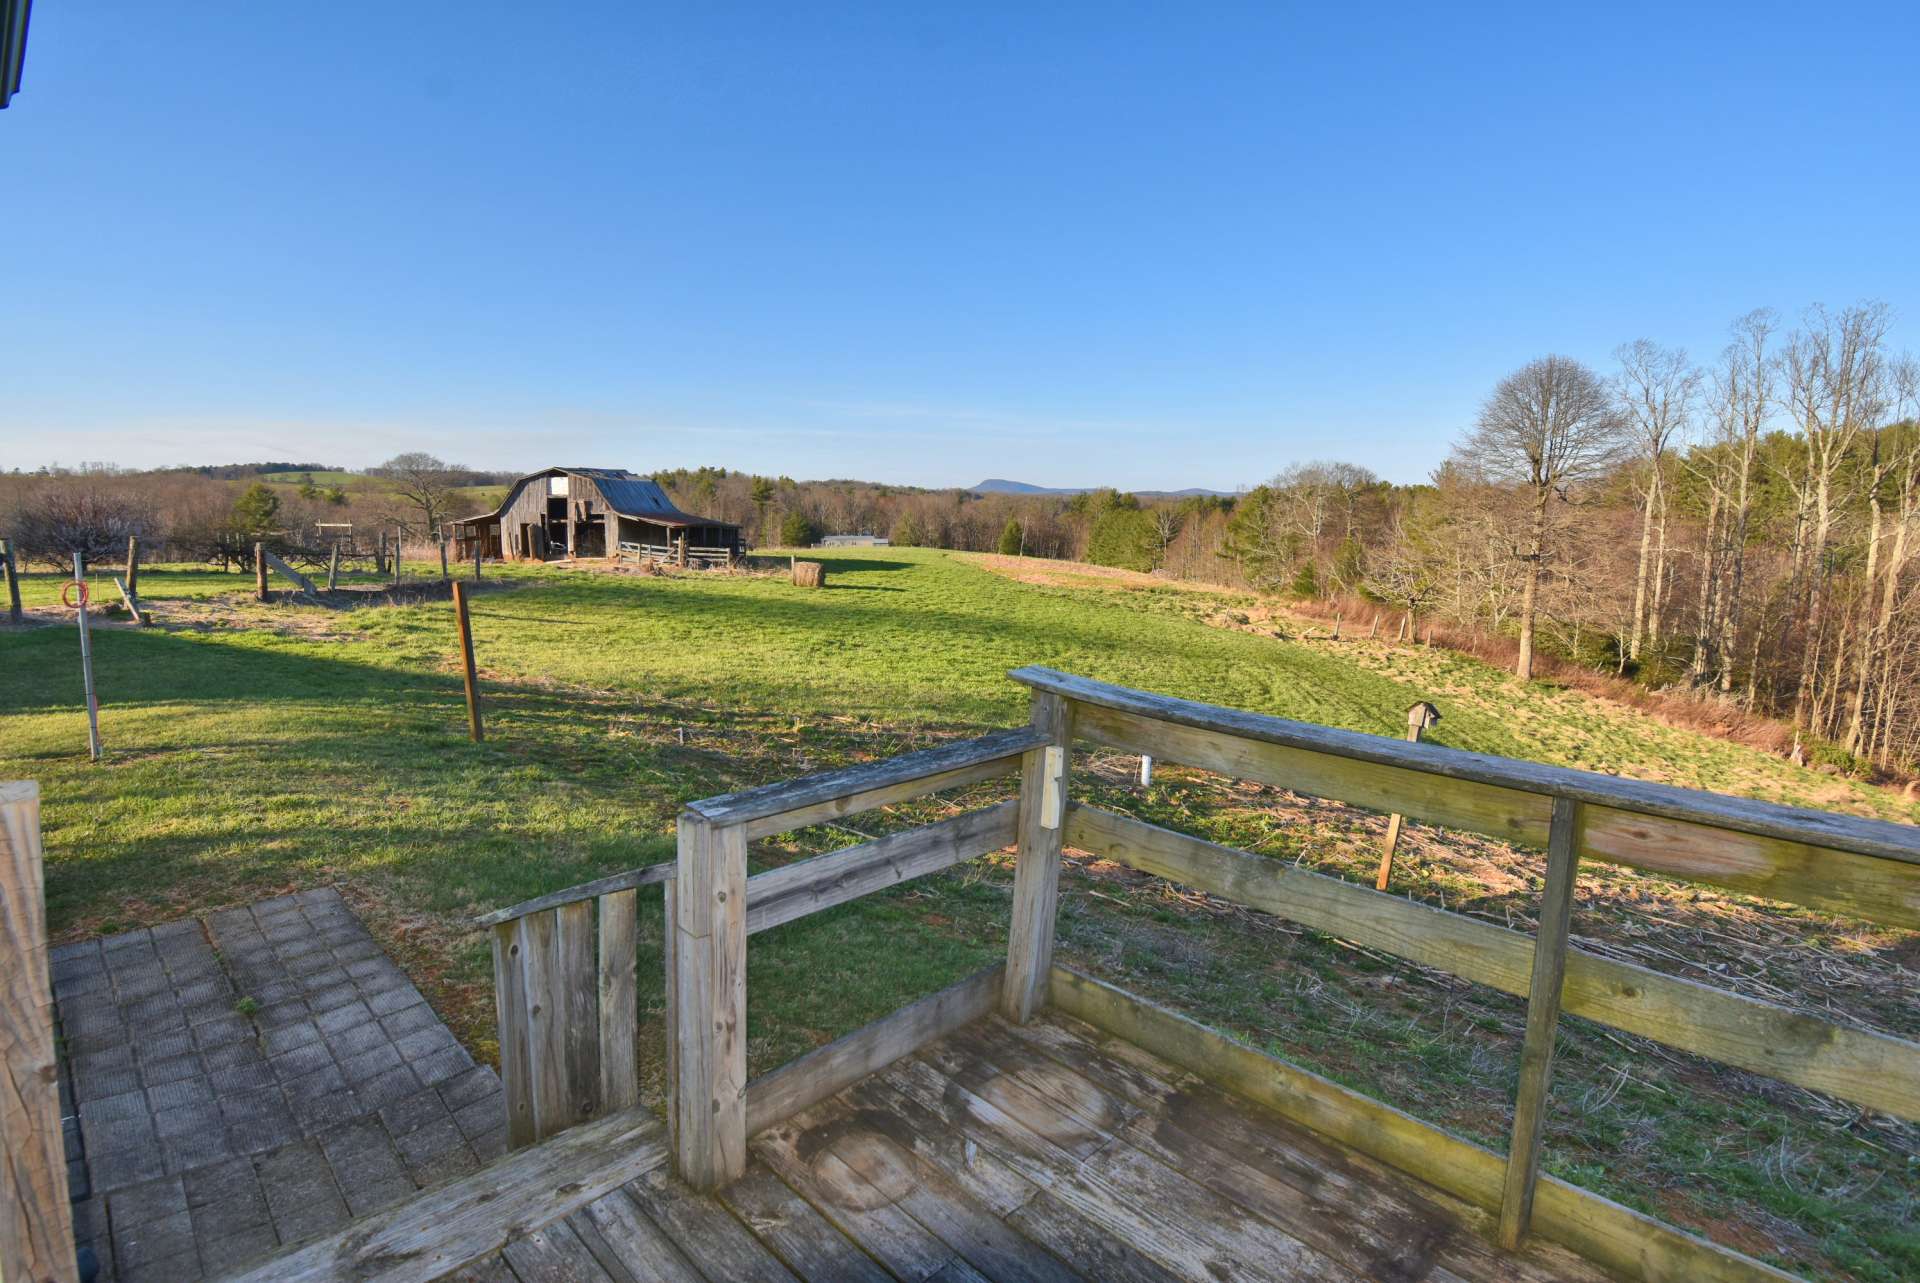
[74,552,102,762]
[1138,754,1154,788]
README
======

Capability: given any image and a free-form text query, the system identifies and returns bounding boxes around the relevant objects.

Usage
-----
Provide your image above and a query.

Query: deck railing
[476,667,1920,1283]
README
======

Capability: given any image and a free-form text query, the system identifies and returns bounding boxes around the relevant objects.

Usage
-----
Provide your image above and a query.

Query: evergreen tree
[996,518,1023,556]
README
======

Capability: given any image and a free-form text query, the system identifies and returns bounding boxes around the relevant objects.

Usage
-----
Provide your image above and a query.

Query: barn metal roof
[453,467,735,530]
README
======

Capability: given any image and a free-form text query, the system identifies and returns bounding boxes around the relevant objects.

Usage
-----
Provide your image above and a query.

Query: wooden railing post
[1499,794,1581,1249]
[670,812,747,1190]
[1376,701,1441,890]
[1003,690,1072,1023]
[1,782,82,1283]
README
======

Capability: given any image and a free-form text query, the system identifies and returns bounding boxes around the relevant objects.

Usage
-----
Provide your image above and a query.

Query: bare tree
[7,481,155,569]
[1452,355,1626,679]
[377,453,469,538]
[1613,340,1699,662]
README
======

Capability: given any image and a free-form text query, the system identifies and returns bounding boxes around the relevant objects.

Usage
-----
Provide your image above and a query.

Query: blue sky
[3,3,1915,489]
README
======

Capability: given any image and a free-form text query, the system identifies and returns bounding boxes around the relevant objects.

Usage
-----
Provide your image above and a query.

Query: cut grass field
[2,548,1914,1280]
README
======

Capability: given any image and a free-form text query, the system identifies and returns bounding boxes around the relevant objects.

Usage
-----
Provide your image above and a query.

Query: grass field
[2,549,1914,1280]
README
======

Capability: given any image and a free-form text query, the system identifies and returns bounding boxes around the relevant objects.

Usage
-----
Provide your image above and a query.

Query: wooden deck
[442,1010,1610,1283]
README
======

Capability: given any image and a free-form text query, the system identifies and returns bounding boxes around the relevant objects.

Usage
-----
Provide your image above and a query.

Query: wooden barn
[449,467,744,565]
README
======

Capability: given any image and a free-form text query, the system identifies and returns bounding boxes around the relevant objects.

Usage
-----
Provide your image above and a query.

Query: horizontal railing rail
[1011,666,1920,929]
[474,861,674,929]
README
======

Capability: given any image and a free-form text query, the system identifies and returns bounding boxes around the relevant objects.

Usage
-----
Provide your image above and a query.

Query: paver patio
[51,888,507,1282]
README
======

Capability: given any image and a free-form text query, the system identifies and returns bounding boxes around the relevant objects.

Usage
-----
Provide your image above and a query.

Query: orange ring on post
[60,580,90,609]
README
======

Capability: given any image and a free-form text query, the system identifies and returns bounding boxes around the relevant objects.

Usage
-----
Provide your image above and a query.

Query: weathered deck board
[237,1009,1719,1283]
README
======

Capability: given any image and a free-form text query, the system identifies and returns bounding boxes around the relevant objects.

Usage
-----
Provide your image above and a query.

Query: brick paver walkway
[52,888,507,1282]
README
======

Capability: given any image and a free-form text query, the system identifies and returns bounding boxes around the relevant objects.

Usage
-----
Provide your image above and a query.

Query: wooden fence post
[254,543,268,601]
[439,538,449,583]
[3,538,23,624]
[0,782,82,1283]
[326,543,341,591]
[1376,701,1441,890]
[74,553,102,763]
[452,582,484,742]
[1003,690,1071,1023]
[1498,795,1581,1249]
[392,529,403,585]
[669,812,746,1191]
[474,543,482,580]
[124,535,139,598]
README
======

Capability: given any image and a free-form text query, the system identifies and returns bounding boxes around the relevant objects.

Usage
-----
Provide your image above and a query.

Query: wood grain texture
[490,920,535,1149]
[1049,966,1801,1283]
[1500,797,1581,1249]
[670,813,747,1190]
[744,964,1003,1136]
[1011,665,1919,864]
[685,726,1046,834]
[745,801,1018,936]
[472,861,672,929]
[1065,804,1920,1121]
[556,900,600,1130]
[1003,692,1072,1023]
[222,1106,669,1283]
[0,782,80,1283]
[520,910,571,1142]
[261,548,319,601]
[597,889,639,1115]
[1013,666,1920,927]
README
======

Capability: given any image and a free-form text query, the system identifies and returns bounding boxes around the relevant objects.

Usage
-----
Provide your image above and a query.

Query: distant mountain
[969,478,1234,499]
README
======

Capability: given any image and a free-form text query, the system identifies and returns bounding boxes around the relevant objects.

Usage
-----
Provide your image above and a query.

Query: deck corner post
[1498,793,1582,1250]
[0,781,82,1283]
[1003,689,1072,1024]
[670,810,747,1191]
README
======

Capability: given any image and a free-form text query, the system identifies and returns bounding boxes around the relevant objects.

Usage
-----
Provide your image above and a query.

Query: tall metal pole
[453,582,484,742]
[74,552,102,762]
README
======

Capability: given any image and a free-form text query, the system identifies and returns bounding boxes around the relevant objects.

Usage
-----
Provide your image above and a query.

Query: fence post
[124,535,139,598]
[74,553,102,762]
[1498,795,1581,1249]
[1376,701,1441,890]
[669,812,746,1191]
[3,539,20,624]
[392,529,403,585]
[326,543,341,591]
[0,782,83,1283]
[254,543,268,601]
[452,582,484,742]
[1003,690,1072,1023]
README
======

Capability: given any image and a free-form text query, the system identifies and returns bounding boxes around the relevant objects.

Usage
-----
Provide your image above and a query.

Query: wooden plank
[886,1045,1363,1283]
[1065,805,1920,1121]
[597,889,639,1115]
[1049,966,1800,1283]
[261,548,320,601]
[1011,665,1920,865]
[556,899,600,1129]
[499,1218,619,1282]
[519,909,571,1142]
[985,1015,1598,1283]
[222,1106,668,1283]
[1013,667,1920,927]
[111,575,146,626]
[0,782,80,1283]
[491,921,535,1149]
[1072,697,1549,848]
[1003,692,1071,1023]
[473,861,672,929]
[745,963,1003,1136]
[745,801,1018,936]
[718,1164,895,1283]
[570,1188,704,1283]
[623,1168,799,1283]
[751,1103,1005,1283]
[685,726,1047,836]
[1500,797,1581,1250]
[836,1071,1187,1283]
[670,813,747,1190]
